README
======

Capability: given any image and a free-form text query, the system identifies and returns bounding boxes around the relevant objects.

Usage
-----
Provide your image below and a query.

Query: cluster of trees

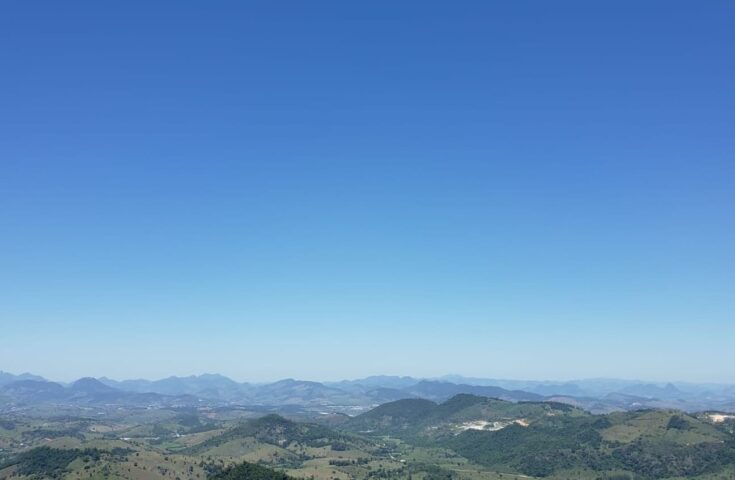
[191,414,359,455]
[666,415,690,430]
[22,425,86,441]
[613,440,735,478]
[329,457,370,466]
[0,446,103,478]
[411,464,455,480]
[365,465,408,479]
[363,463,455,480]
[0,419,16,430]
[0,446,133,479]
[209,461,293,480]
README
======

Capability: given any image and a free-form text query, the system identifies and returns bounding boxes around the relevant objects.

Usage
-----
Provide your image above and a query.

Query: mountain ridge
[3,372,735,414]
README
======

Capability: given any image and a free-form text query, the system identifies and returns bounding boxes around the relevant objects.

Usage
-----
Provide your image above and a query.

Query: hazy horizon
[2,1,734,385]
[4,369,734,388]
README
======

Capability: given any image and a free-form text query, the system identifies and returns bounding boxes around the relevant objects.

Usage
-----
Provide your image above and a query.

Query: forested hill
[343,394,585,439]
[343,394,735,479]
[188,413,369,455]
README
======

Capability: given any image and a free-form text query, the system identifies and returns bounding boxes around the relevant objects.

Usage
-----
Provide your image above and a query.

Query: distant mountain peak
[71,377,118,393]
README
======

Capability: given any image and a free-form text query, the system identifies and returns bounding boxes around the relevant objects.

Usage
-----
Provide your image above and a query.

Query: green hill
[344,398,438,435]
[190,414,366,454]
[446,409,735,478]
[342,395,735,479]
[344,394,585,440]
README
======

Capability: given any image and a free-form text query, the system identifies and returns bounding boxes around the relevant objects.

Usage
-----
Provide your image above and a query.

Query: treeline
[329,457,370,466]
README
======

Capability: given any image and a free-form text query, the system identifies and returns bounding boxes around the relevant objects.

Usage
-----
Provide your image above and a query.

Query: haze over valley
[3,370,735,415]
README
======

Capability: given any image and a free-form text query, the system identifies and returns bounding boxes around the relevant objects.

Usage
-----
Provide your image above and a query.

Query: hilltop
[344,394,586,441]
[189,413,368,455]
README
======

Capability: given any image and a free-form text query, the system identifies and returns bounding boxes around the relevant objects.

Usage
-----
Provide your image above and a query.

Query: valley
[2,389,735,480]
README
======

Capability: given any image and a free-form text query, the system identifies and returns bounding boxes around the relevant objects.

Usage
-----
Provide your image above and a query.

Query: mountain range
[2,371,735,414]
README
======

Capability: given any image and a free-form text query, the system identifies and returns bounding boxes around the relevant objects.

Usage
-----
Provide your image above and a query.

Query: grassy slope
[3,400,735,480]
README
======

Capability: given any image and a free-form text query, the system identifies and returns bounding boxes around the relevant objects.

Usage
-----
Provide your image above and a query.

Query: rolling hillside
[344,394,585,441]
[190,414,371,455]
[344,395,735,479]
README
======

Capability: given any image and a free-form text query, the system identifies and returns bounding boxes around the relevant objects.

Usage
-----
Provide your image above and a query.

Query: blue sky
[1,1,734,383]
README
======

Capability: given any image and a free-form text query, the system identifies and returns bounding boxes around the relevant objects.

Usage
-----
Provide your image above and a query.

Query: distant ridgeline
[4,372,735,414]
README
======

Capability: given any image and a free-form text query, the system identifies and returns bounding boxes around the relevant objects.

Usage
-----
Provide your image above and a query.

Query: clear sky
[1,1,734,383]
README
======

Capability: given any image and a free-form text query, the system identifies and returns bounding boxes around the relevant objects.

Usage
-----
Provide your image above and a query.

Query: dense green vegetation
[613,438,735,478]
[209,461,293,480]
[445,410,735,478]
[344,394,586,443]
[190,414,365,454]
[0,446,108,478]
[344,396,735,479]
[447,418,608,477]
[345,398,438,435]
